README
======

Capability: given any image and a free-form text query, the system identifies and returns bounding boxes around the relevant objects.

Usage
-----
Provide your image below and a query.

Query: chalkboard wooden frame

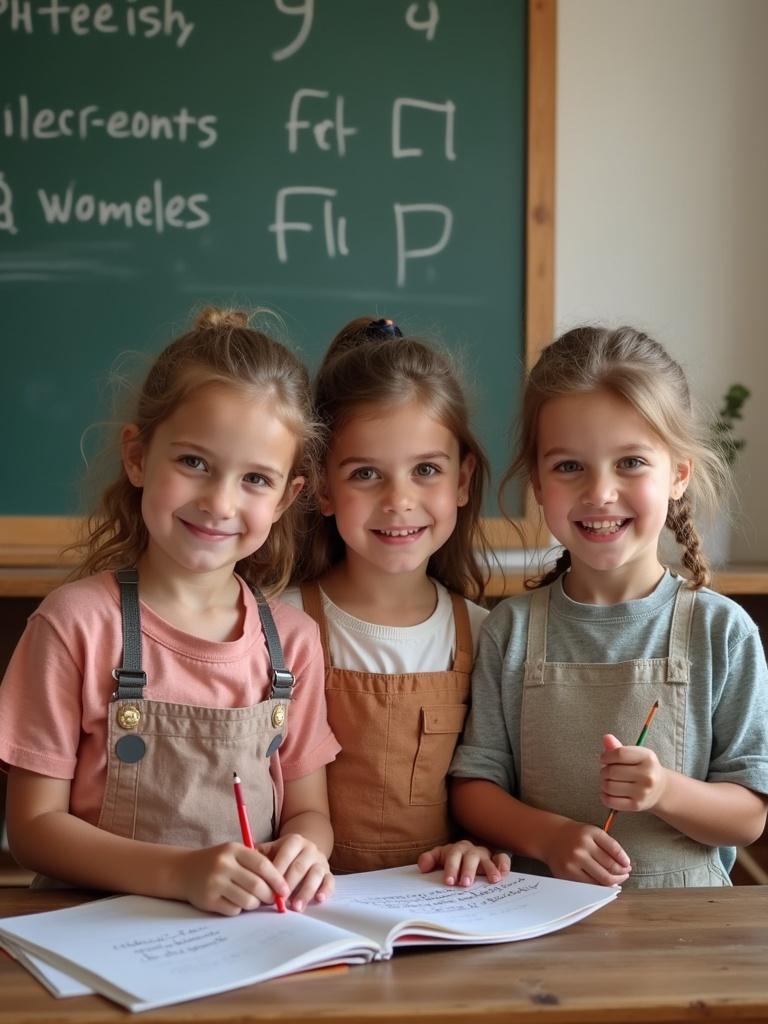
[0,0,555,568]
[487,0,555,554]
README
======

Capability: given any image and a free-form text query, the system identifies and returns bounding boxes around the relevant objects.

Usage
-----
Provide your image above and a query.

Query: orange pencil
[603,700,660,833]
[233,772,286,912]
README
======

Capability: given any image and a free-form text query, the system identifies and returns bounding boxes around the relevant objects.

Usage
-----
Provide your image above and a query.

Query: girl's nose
[381,478,415,513]
[582,471,618,507]
[200,478,237,518]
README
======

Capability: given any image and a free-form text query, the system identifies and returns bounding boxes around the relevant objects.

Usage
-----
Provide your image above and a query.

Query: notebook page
[0,894,375,1012]
[311,866,618,952]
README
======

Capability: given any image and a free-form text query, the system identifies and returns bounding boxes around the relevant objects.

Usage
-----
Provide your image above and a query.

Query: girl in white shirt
[286,316,508,886]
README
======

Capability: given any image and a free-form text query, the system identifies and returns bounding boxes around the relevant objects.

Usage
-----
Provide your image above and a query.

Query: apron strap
[448,591,473,674]
[299,582,333,664]
[666,580,696,682]
[524,586,550,685]
[112,568,147,700]
[250,585,295,700]
[112,570,295,702]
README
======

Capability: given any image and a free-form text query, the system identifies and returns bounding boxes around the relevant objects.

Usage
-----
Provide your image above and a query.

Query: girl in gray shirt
[451,326,768,887]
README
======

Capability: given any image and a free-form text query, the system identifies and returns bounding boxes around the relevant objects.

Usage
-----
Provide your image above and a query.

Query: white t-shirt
[282,581,488,674]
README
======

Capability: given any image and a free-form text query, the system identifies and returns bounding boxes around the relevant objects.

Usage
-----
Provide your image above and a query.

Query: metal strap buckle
[272,668,295,699]
[111,668,148,699]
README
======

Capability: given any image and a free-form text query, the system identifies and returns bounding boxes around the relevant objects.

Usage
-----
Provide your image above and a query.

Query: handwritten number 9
[272,0,314,62]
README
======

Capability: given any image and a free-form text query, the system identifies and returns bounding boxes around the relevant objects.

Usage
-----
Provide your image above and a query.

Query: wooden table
[1,886,767,1023]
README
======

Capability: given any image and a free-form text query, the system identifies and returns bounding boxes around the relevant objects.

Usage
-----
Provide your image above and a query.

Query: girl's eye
[619,456,646,470]
[243,473,270,487]
[179,455,206,471]
[414,463,439,478]
[351,467,379,481]
[554,460,581,473]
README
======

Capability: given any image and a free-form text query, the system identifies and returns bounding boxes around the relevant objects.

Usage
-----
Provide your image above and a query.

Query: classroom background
[556,0,767,567]
[0,0,766,881]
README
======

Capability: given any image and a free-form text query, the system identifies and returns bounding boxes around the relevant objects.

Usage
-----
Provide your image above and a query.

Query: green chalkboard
[0,0,548,530]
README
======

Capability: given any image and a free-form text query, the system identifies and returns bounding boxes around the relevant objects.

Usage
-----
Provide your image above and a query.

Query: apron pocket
[410,704,468,806]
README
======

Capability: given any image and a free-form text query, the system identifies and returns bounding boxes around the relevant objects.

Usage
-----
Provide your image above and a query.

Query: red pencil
[233,772,286,912]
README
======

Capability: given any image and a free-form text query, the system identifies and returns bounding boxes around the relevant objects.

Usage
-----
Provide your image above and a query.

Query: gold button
[117,705,142,730]
[272,704,285,728]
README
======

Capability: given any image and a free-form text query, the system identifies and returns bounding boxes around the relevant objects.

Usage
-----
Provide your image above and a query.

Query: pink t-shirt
[0,572,340,827]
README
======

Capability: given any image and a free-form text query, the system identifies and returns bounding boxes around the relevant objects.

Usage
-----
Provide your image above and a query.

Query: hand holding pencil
[600,700,663,830]
[169,797,290,917]
[232,773,335,913]
[233,772,286,912]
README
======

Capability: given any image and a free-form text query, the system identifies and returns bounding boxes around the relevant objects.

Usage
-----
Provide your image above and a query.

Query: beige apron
[301,582,471,873]
[518,582,730,888]
[33,568,293,888]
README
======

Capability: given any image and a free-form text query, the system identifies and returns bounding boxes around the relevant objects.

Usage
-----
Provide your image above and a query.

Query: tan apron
[518,582,730,888]
[33,568,294,888]
[301,582,472,873]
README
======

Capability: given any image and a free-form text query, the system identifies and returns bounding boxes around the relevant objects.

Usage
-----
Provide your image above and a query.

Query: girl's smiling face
[122,384,303,583]
[320,400,475,582]
[532,389,691,602]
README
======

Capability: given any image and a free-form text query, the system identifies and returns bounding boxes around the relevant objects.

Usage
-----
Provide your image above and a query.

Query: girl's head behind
[298,317,491,599]
[77,306,319,594]
[506,325,730,590]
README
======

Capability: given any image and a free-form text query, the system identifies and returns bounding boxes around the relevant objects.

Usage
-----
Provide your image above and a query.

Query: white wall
[556,0,768,560]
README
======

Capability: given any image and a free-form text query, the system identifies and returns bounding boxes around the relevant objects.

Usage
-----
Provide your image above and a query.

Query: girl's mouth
[577,518,630,537]
[181,520,237,541]
[372,527,426,542]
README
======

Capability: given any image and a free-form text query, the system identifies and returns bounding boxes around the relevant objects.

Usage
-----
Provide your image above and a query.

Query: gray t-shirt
[450,571,768,875]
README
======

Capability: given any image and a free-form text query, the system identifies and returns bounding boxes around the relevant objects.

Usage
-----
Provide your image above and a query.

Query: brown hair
[295,316,492,600]
[71,306,320,595]
[502,325,731,589]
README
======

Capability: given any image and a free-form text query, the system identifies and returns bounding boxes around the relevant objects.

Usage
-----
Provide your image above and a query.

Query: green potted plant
[712,384,750,468]
[705,384,750,567]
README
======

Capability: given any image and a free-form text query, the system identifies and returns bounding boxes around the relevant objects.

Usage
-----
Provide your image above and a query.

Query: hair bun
[195,306,250,331]
[365,318,402,340]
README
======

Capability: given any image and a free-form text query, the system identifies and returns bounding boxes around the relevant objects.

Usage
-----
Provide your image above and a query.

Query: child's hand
[178,842,291,916]
[417,840,511,886]
[260,833,334,912]
[600,733,668,813]
[543,820,631,887]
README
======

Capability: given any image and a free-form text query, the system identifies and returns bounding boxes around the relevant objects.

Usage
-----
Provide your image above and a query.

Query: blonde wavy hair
[70,306,320,595]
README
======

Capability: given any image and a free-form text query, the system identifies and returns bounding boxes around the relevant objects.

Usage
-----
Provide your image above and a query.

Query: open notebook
[0,866,619,1012]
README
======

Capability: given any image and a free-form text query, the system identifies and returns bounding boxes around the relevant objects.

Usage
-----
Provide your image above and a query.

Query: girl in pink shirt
[0,307,340,916]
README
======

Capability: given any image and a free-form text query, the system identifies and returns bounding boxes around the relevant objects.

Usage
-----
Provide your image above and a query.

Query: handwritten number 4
[272,0,439,64]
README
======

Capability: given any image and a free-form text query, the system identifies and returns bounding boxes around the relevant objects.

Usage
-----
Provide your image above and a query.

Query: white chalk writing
[405,1,439,41]
[394,203,453,286]
[0,172,18,235]
[286,89,357,156]
[2,2,469,287]
[269,186,348,262]
[0,0,194,46]
[2,96,217,148]
[272,0,313,61]
[392,98,456,160]
[37,180,210,232]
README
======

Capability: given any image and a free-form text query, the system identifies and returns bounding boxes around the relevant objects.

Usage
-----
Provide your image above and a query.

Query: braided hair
[501,325,731,590]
